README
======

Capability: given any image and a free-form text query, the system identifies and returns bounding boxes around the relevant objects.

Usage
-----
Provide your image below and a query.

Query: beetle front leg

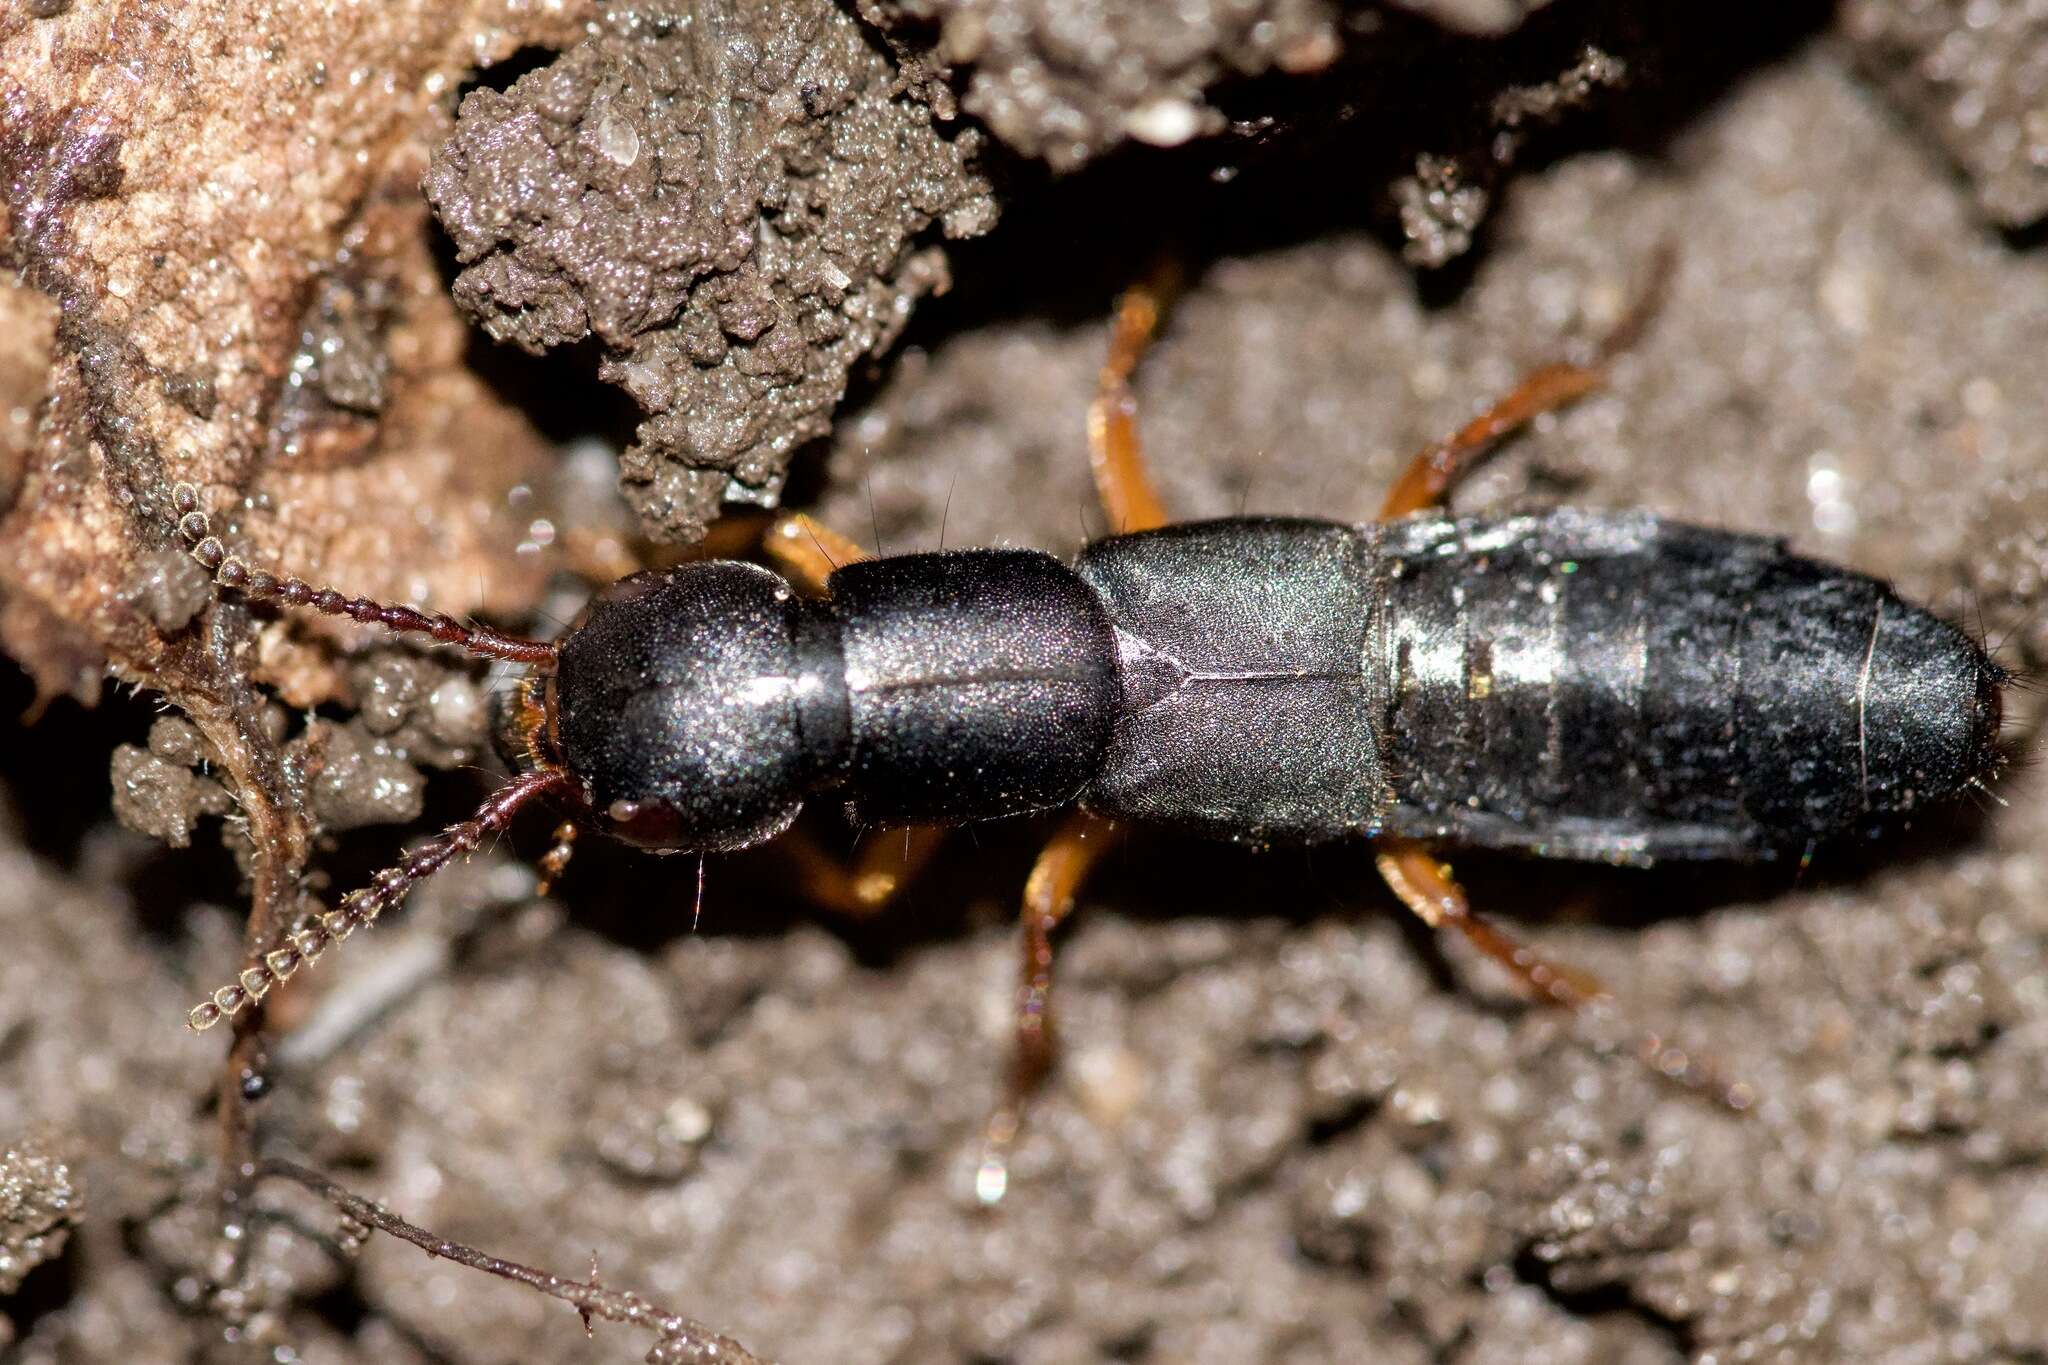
[759,510,950,919]
[778,824,948,918]
[765,510,871,594]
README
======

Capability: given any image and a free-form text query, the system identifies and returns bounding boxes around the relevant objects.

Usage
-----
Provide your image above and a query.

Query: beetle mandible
[175,265,2008,1203]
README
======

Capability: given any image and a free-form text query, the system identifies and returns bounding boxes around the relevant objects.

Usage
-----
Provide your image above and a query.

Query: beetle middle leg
[764,273,1176,926]
[765,510,870,594]
[975,274,1183,1199]
[1086,263,1179,534]
[977,811,1127,1204]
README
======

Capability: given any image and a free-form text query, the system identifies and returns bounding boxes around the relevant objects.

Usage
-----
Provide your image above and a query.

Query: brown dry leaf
[0,0,600,1055]
[0,0,595,712]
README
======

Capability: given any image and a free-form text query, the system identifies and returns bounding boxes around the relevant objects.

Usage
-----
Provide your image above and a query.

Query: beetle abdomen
[1381,509,2004,862]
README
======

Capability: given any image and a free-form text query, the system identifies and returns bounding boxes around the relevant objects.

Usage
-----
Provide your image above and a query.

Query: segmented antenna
[169,483,557,665]
[187,767,570,1031]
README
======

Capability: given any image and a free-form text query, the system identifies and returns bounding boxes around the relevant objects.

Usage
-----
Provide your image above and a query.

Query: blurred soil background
[4,1,2048,1361]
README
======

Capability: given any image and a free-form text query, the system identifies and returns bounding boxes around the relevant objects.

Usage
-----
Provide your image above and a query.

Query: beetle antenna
[187,767,571,1031]
[170,483,557,665]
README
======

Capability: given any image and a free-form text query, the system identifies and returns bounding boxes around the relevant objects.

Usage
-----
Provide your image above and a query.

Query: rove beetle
[175,266,2008,1203]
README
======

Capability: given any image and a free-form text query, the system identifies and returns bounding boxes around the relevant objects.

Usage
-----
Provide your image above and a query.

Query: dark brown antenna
[188,766,571,1031]
[170,483,557,665]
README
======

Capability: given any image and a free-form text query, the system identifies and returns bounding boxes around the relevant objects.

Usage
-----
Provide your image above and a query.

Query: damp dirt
[1842,0,2048,232]
[4,3,2048,1363]
[425,0,997,541]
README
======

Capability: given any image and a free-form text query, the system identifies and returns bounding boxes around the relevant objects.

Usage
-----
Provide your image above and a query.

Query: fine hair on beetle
[169,266,2014,1203]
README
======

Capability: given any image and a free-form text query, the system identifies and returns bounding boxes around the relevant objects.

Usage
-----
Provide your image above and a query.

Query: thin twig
[196,596,309,1191]
[258,1158,768,1364]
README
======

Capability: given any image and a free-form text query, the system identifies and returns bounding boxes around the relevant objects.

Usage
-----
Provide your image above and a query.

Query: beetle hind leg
[1376,246,1673,523]
[1376,363,1609,521]
[1375,839,1754,1112]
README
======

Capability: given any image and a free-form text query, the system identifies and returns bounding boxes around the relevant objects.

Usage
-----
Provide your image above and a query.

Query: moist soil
[3,3,2048,1363]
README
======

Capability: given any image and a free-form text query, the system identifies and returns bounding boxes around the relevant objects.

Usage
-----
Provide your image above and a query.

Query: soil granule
[2,3,2046,1362]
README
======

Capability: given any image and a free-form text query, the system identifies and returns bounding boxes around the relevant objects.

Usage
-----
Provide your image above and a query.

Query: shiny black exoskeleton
[535,508,2004,864]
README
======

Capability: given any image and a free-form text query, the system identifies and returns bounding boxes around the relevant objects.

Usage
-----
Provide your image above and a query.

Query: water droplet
[593,112,640,167]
